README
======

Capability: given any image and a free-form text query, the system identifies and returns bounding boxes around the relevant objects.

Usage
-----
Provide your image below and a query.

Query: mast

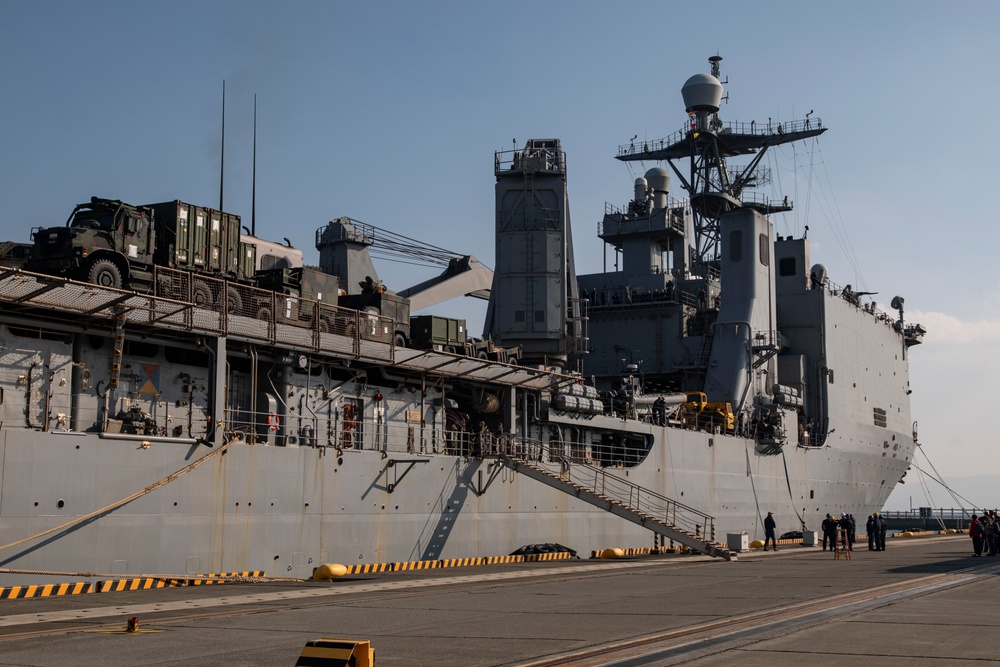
[252,94,257,236]
[220,80,226,211]
[616,56,826,272]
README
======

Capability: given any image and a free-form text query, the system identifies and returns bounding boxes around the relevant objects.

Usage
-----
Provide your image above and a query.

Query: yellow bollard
[312,563,348,581]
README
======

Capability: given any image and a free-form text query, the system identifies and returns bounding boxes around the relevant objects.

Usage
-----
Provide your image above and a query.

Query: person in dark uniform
[877,512,889,551]
[821,514,837,551]
[839,514,852,551]
[764,511,777,551]
[866,515,877,550]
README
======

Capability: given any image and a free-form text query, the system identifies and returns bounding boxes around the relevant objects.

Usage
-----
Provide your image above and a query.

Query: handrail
[616,117,825,158]
[506,441,716,543]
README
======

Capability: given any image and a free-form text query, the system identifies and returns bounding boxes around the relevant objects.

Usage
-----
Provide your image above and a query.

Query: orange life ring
[267,412,280,431]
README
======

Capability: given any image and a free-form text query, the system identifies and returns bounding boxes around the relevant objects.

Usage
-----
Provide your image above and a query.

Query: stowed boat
[0,58,923,585]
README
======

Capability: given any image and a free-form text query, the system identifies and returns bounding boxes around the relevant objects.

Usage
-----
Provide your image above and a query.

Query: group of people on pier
[866,513,889,551]
[968,511,1000,556]
[820,513,867,552]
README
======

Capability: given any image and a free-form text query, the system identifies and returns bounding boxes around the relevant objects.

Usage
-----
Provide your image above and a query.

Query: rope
[0,435,241,553]
[745,442,762,540]
[780,448,806,527]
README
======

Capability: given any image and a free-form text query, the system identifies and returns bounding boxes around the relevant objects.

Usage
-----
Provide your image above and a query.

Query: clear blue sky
[2,1,997,502]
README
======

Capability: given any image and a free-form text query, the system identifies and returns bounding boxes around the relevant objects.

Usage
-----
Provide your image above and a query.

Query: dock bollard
[312,563,348,580]
[296,638,373,666]
[126,617,139,633]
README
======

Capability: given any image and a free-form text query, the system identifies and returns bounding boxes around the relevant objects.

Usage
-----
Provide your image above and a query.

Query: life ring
[267,412,280,432]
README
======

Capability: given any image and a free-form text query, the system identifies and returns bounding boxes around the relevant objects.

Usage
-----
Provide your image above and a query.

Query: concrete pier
[0,533,992,666]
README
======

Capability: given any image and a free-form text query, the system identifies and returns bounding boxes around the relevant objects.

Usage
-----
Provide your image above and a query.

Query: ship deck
[0,534,993,666]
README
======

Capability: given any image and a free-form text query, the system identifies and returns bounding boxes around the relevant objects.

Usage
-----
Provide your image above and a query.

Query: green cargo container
[410,315,466,351]
[145,201,243,279]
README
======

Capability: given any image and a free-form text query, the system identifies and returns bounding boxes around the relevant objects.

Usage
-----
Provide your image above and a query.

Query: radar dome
[682,73,723,113]
[644,167,670,193]
[810,264,829,287]
[645,167,670,208]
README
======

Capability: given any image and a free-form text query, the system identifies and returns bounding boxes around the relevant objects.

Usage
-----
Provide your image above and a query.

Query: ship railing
[494,145,566,176]
[616,117,825,157]
[315,217,376,247]
[582,283,704,311]
[506,440,716,543]
[222,403,493,455]
[150,266,393,355]
[820,276,900,328]
[878,508,982,523]
[601,199,689,225]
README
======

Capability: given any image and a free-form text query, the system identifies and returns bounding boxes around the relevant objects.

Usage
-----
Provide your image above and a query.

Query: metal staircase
[501,453,733,561]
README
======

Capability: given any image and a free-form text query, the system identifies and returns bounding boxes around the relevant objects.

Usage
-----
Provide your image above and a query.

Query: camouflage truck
[27,197,248,305]
[25,197,308,313]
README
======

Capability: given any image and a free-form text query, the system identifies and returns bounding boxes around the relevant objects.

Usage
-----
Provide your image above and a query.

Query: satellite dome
[682,73,723,113]
[644,167,670,193]
[810,264,829,287]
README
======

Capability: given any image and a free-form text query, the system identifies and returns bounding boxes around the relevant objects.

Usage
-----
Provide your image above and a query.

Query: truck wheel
[394,333,407,348]
[225,286,243,315]
[87,259,123,289]
[192,281,213,308]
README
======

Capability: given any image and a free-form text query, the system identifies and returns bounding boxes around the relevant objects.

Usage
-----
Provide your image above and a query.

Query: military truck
[339,276,411,347]
[0,242,32,269]
[28,197,244,300]
[26,197,302,311]
[251,266,342,329]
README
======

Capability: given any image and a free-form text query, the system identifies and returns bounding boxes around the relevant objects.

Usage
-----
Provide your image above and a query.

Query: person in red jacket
[970,514,985,556]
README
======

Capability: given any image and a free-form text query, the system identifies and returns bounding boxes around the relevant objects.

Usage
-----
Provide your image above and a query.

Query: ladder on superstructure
[500,453,733,561]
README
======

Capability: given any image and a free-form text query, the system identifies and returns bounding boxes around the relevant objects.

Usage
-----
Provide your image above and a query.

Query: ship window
[514,310,525,323]
[124,341,158,358]
[759,234,770,266]
[779,257,796,276]
[164,346,209,366]
[730,231,743,262]
[535,310,545,322]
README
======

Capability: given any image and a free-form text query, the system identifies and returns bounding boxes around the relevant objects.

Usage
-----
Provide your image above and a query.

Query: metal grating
[0,268,563,390]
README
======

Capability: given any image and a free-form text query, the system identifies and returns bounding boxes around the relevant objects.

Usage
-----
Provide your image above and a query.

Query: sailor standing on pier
[763,512,777,551]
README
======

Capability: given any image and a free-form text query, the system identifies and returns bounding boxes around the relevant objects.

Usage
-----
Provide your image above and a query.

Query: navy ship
[0,58,923,584]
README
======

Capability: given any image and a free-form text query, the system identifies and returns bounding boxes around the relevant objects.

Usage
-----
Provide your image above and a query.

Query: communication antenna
[252,94,257,236]
[220,80,226,211]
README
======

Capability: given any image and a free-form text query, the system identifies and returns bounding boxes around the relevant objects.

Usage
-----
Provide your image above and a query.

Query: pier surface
[0,534,994,666]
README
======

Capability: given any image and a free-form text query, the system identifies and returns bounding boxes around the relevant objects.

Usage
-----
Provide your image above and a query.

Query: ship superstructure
[0,59,921,586]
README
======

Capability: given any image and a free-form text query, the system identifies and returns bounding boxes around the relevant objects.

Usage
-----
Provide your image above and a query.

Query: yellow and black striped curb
[0,570,265,600]
[343,551,573,575]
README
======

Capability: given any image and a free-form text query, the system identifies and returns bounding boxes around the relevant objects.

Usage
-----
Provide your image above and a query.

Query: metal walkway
[501,453,733,561]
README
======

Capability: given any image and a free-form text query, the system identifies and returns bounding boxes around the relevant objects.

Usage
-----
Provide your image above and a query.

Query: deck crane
[316,217,493,312]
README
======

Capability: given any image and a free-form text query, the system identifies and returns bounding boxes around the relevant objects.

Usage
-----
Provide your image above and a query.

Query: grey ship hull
[0,280,912,584]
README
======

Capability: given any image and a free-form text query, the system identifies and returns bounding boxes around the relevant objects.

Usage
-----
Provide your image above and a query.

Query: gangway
[500,452,733,561]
